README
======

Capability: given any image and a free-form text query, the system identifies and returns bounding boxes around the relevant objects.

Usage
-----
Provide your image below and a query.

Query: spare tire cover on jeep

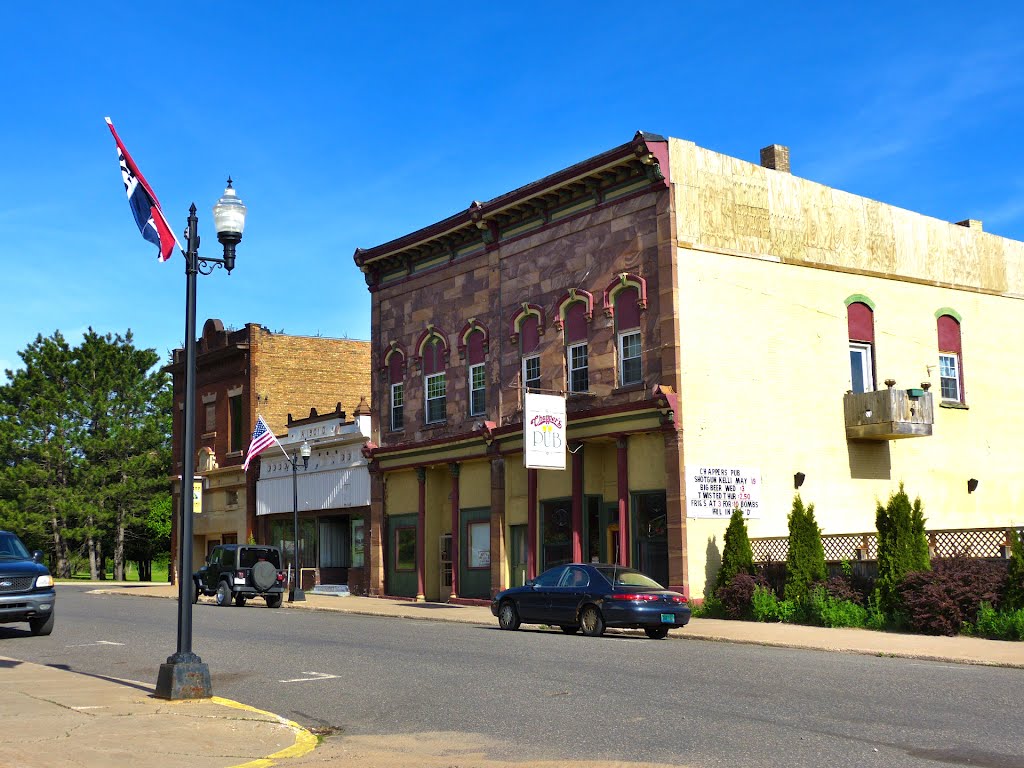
[252,560,278,591]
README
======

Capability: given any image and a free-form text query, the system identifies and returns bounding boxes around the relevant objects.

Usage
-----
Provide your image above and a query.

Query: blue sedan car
[490,563,690,639]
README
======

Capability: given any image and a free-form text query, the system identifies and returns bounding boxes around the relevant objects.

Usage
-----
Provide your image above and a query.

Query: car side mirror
[526,579,535,588]
[32,550,43,564]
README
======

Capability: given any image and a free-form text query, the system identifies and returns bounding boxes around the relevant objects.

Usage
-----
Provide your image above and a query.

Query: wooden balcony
[843,386,933,440]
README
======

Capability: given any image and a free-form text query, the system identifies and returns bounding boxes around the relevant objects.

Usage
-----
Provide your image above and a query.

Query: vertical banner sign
[524,392,566,470]
[192,481,203,515]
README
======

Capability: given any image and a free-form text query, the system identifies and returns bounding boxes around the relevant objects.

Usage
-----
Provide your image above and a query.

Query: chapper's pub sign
[524,393,566,470]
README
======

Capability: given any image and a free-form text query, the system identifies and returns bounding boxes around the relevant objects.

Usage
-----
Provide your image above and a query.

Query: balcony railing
[843,385,933,440]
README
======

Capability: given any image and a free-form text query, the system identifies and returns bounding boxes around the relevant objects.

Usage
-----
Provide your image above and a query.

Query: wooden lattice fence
[752,526,1021,563]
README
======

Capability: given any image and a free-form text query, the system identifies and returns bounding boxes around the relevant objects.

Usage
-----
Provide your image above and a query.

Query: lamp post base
[289,587,306,602]
[154,652,212,700]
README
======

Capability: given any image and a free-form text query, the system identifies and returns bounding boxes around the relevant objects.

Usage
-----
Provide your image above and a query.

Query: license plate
[661,613,675,623]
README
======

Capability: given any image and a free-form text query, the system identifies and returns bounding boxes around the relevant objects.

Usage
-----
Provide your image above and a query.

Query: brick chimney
[955,219,983,232]
[760,144,790,173]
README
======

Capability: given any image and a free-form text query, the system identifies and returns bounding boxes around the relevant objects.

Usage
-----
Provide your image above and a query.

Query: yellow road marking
[213,695,319,767]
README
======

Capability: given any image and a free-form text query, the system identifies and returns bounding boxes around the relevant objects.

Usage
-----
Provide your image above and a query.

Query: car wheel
[580,605,605,637]
[266,593,283,609]
[192,580,200,604]
[644,625,670,640]
[251,560,278,591]
[234,594,247,607]
[560,625,579,634]
[497,601,521,631]
[29,612,54,636]
[216,581,232,607]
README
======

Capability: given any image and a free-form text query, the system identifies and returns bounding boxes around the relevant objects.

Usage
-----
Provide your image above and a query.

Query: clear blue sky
[2,3,1023,375]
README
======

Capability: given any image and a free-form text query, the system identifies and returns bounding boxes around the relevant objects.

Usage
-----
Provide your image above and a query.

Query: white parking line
[65,640,125,647]
[278,671,339,683]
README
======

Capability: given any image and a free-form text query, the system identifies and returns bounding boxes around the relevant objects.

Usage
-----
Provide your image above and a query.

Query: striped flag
[243,415,277,471]
[105,117,179,262]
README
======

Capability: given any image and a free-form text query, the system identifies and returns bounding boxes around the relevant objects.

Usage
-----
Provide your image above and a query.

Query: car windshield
[594,566,664,589]
[239,548,281,568]
[0,533,31,560]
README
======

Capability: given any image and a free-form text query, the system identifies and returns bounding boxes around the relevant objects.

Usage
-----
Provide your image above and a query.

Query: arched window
[615,286,642,387]
[564,302,589,393]
[422,336,447,424]
[520,314,541,393]
[466,329,486,416]
[847,300,875,393]
[387,350,405,431]
[937,313,964,403]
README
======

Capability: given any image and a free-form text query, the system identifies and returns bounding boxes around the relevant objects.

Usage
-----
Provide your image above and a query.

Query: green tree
[875,484,930,614]
[784,494,826,602]
[715,507,755,591]
[0,333,84,576]
[1004,528,1024,612]
[0,330,171,579]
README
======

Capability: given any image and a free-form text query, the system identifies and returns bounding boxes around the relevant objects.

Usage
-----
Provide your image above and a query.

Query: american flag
[105,117,179,262]
[242,415,277,471]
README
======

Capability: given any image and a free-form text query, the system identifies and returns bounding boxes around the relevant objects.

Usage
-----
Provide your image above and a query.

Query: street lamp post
[289,441,312,602]
[156,180,247,700]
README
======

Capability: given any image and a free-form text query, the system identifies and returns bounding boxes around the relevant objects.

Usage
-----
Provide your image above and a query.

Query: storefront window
[540,500,572,571]
[395,526,416,571]
[351,518,365,568]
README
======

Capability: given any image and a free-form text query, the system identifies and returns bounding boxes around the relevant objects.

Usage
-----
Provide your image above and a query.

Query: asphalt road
[4,585,1023,768]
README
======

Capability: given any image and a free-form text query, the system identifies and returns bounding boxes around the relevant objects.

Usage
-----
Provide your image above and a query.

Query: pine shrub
[715,507,755,591]
[784,494,826,602]
[876,484,930,614]
[1005,529,1024,612]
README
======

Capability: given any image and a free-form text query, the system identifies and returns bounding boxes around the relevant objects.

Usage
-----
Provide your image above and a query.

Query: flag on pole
[243,415,278,471]
[104,117,179,262]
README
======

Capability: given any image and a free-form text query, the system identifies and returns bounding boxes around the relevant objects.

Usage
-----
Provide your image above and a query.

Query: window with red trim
[615,287,642,386]
[423,337,447,423]
[937,315,964,403]
[564,302,588,393]
[847,302,875,394]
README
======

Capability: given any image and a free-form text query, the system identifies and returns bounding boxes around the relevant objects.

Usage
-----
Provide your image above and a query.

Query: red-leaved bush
[716,573,770,619]
[898,558,1007,636]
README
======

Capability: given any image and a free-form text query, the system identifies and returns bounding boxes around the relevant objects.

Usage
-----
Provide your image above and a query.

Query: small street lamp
[290,440,311,602]
[156,180,246,701]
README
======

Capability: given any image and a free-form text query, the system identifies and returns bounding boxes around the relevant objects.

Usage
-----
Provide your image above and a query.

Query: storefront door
[633,491,669,587]
[386,513,418,598]
[459,508,491,599]
[509,525,527,587]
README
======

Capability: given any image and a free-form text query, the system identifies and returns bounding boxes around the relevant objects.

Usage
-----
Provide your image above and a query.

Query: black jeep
[193,544,286,608]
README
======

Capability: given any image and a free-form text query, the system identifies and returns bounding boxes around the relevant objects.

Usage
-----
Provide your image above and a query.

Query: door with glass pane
[386,513,418,598]
[459,508,491,599]
[849,342,874,393]
[509,525,527,587]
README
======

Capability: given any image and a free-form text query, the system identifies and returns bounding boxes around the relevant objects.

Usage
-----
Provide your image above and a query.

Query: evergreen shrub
[784,494,826,602]
[715,507,755,591]
[1005,529,1024,612]
[876,484,930,613]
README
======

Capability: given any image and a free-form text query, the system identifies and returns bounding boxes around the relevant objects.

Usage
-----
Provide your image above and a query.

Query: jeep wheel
[216,581,232,607]
[266,593,283,609]
[252,560,278,591]
[234,594,247,607]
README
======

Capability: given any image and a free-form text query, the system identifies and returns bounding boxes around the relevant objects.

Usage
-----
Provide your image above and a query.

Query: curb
[214,697,319,768]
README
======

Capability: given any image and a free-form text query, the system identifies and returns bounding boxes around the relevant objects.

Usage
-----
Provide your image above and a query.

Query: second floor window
[939,354,960,402]
[523,354,540,392]
[426,372,446,423]
[937,313,964,404]
[390,382,404,430]
[568,343,588,393]
[469,363,485,416]
[228,394,243,451]
[847,300,875,394]
[619,331,641,386]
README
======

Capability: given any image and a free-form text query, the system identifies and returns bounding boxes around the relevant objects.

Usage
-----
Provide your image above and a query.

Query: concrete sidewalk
[2,582,1019,768]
